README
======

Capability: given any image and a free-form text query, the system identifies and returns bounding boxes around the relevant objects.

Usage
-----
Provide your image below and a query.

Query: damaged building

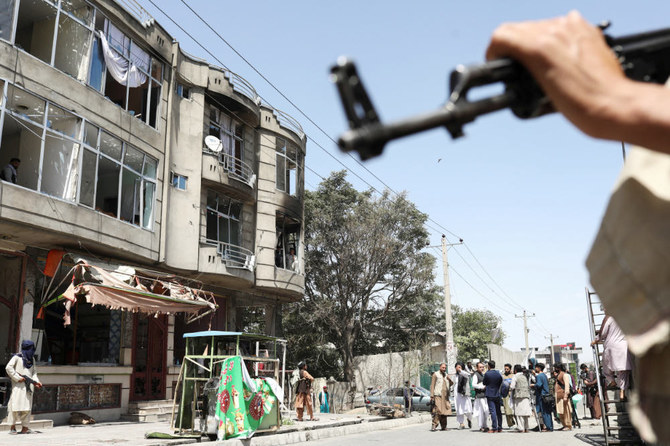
[0,0,305,424]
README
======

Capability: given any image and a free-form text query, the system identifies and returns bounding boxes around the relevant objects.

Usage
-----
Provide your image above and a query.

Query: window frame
[170,171,187,190]
[0,79,158,230]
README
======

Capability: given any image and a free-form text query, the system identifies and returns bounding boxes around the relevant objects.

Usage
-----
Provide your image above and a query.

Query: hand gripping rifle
[331,24,670,160]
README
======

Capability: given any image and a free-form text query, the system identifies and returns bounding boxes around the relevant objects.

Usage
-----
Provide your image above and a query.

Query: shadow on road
[574,433,606,446]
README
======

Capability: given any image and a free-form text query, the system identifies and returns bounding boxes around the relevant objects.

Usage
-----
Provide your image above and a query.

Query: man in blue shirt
[482,360,503,432]
[533,363,554,431]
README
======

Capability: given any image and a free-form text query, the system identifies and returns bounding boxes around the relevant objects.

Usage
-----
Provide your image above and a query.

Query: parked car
[365,386,433,411]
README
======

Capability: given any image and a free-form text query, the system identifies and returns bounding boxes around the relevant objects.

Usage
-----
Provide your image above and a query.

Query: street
[306,421,605,446]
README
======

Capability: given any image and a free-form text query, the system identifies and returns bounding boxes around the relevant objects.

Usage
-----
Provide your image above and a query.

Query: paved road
[306,420,606,446]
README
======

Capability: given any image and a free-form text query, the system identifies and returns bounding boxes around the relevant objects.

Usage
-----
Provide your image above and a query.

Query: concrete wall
[486,344,527,368]
[352,351,423,394]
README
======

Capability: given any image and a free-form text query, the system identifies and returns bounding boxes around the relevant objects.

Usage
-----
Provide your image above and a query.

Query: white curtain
[98,29,147,88]
[219,114,233,157]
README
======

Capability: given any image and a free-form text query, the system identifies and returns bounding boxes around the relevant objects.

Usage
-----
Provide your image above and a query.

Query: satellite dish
[204,135,223,153]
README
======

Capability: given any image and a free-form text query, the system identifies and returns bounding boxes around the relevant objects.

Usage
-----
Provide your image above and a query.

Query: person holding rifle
[487,11,670,443]
[5,340,42,435]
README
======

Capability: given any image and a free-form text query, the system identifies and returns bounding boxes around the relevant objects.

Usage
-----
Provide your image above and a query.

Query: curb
[218,414,432,445]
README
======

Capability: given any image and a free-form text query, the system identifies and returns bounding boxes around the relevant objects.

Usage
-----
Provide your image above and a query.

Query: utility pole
[515,310,535,357]
[440,235,462,374]
[545,334,558,368]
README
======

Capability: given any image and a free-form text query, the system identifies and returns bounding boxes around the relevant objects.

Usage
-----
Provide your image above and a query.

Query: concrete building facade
[0,0,305,424]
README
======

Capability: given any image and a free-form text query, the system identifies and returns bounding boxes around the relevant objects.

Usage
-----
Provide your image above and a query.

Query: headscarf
[528,357,537,370]
[18,340,36,369]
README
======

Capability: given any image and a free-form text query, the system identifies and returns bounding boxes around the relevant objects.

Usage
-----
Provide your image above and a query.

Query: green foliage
[452,304,505,362]
[282,171,439,381]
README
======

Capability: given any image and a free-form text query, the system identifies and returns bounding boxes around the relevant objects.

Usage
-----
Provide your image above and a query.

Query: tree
[284,171,437,382]
[452,304,505,362]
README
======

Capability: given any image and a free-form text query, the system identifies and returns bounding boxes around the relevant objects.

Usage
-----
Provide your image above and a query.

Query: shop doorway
[130,313,167,401]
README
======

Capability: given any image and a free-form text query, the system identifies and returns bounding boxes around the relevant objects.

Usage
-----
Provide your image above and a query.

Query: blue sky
[140,1,669,360]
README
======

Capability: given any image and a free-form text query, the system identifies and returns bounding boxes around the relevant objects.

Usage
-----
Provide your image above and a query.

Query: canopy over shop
[37,252,217,365]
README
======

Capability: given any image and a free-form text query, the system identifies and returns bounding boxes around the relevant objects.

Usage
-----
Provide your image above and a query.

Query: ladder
[585,289,642,445]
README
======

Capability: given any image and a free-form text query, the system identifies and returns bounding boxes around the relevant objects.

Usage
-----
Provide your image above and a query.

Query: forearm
[600,81,670,154]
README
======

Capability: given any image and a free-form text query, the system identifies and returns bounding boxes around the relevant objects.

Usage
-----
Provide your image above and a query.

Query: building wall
[0,0,307,424]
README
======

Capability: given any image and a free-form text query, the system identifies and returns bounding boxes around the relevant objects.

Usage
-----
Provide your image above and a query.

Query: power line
[450,246,524,311]
[144,0,383,194]
[462,241,527,310]
[147,0,533,323]
[163,0,467,243]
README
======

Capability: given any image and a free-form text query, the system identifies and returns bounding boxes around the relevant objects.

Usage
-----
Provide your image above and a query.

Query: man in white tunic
[454,362,473,429]
[5,340,42,434]
[472,361,489,431]
[592,315,633,400]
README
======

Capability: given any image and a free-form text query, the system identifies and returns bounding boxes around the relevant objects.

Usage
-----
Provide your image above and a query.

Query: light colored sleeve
[5,356,22,383]
[510,375,517,390]
[430,373,436,397]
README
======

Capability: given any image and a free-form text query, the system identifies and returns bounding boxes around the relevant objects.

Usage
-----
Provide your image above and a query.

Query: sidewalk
[2,411,431,446]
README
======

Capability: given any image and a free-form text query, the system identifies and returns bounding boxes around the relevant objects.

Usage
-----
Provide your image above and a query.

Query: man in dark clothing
[533,363,554,431]
[0,158,20,184]
[483,360,503,432]
[581,364,601,419]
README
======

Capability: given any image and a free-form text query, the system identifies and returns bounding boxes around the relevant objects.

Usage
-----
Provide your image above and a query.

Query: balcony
[209,240,255,271]
[201,151,256,201]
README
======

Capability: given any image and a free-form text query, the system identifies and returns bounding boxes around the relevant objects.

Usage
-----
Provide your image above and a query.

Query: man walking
[429,362,453,431]
[294,361,317,421]
[472,361,489,432]
[6,340,42,434]
[483,360,503,433]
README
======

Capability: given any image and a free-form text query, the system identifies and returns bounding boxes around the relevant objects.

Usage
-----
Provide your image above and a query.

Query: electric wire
[144,0,380,193]
[146,0,539,333]
[158,0,466,244]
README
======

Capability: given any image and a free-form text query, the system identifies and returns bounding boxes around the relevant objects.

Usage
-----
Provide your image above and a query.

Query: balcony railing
[203,150,256,188]
[224,70,260,104]
[273,108,305,140]
[206,240,255,271]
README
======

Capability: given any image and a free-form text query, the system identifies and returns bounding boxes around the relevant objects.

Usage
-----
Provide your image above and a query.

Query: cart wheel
[207,433,217,441]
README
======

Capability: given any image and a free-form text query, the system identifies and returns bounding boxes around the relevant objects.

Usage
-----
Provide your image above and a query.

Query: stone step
[120,412,172,423]
[0,419,53,432]
[127,399,174,410]
[127,405,175,415]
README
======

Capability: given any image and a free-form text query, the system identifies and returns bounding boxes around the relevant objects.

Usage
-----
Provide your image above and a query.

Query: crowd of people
[427,359,597,433]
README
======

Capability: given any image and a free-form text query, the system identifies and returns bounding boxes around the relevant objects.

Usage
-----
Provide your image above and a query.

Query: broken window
[2,83,45,191]
[9,1,163,128]
[97,19,162,128]
[275,138,302,197]
[15,0,93,82]
[0,80,157,228]
[208,106,244,176]
[0,0,16,42]
[53,0,93,82]
[206,190,242,246]
[275,212,300,271]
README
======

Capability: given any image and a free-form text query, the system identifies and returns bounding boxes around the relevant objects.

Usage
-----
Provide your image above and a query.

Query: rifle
[19,374,38,393]
[331,24,670,160]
